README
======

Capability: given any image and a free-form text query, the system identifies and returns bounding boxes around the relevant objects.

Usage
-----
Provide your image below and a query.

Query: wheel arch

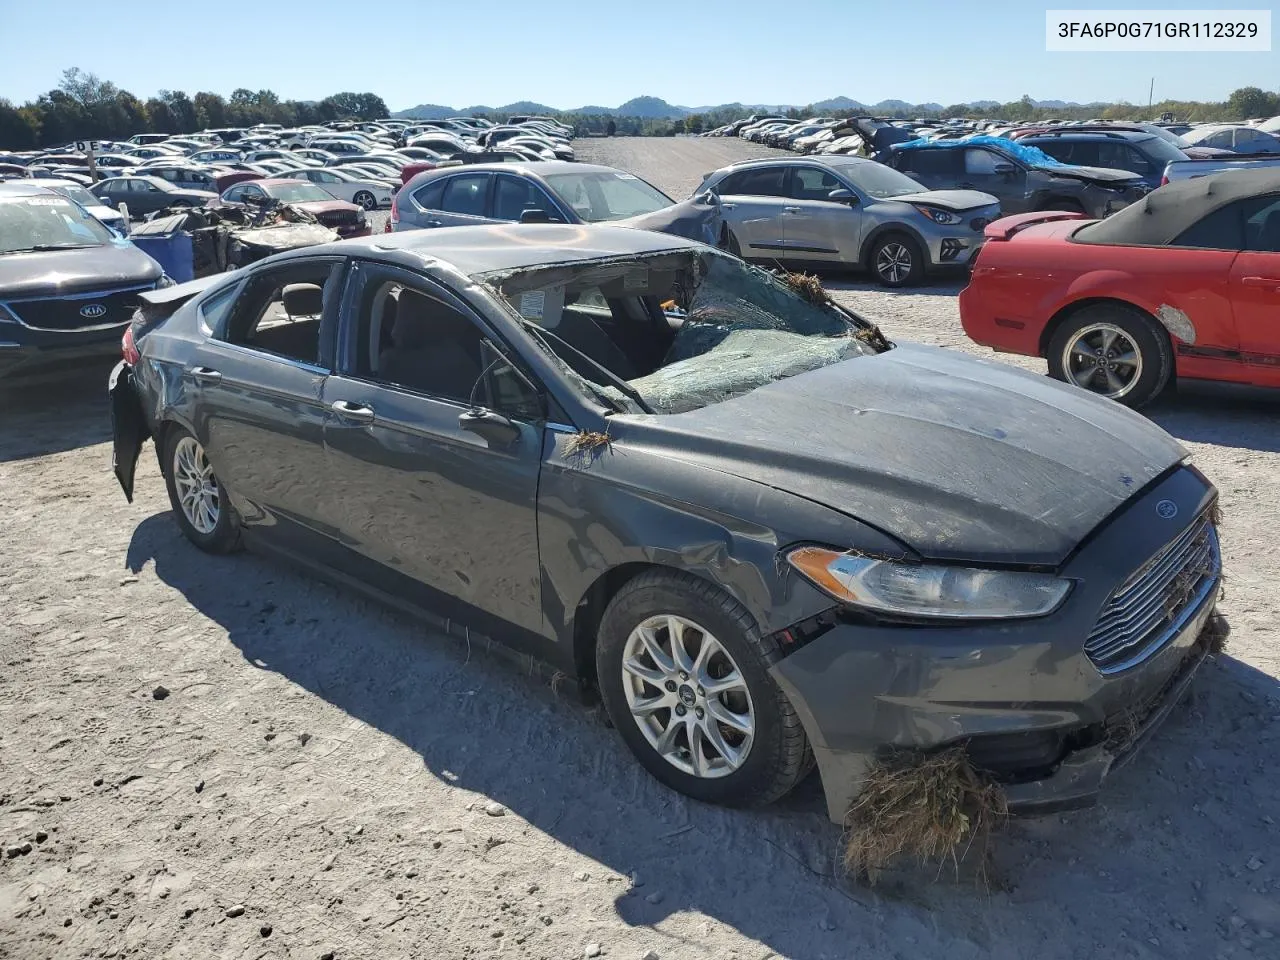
[858,222,928,267]
[1039,296,1170,359]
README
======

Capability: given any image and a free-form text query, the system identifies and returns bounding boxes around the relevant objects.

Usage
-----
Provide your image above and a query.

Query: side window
[353,276,541,418]
[440,174,490,216]
[1122,146,1152,176]
[1207,131,1234,149]
[413,179,446,210]
[963,149,1000,175]
[899,149,961,176]
[718,166,788,197]
[493,176,557,221]
[1245,197,1280,252]
[1171,202,1248,250]
[218,260,340,366]
[789,167,843,201]
[224,186,244,202]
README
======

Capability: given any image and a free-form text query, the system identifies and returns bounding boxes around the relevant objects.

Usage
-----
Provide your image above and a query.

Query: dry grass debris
[563,430,613,465]
[843,746,1008,886]
[1202,611,1230,656]
[778,270,832,306]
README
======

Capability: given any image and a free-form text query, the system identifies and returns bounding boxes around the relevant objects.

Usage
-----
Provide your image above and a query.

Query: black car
[1018,130,1188,192]
[0,182,168,379]
[90,175,217,217]
[109,224,1221,825]
[883,140,1149,218]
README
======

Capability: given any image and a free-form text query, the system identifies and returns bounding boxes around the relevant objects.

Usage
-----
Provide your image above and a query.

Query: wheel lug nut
[679,671,689,681]
[674,704,687,717]
[664,680,676,692]
[696,686,705,697]
[694,707,704,720]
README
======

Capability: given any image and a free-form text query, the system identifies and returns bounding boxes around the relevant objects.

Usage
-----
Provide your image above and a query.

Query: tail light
[1160,174,1169,186]
[122,325,140,364]
[387,190,399,233]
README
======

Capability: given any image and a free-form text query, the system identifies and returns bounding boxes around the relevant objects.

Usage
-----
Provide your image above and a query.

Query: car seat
[378,288,483,400]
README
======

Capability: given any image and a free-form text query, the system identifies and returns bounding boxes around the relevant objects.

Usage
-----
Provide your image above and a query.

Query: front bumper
[769,467,1220,823]
[0,320,129,380]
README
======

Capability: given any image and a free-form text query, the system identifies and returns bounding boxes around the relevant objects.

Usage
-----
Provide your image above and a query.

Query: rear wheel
[596,570,812,808]
[1046,304,1173,407]
[353,190,377,211]
[870,233,924,287]
[163,427,242,553]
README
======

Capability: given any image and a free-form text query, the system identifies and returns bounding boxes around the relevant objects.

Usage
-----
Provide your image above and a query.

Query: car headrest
[282,282,323,317]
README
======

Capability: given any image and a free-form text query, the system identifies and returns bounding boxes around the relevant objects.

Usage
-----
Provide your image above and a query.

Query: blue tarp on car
[890,134,1068,168]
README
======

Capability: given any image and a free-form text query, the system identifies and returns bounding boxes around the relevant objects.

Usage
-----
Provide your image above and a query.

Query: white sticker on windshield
[518,291,545,320]
[23,197,61,206]
[614,173,638,180]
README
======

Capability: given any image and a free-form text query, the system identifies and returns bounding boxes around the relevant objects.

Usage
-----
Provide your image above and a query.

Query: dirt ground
[2,137,1279,960]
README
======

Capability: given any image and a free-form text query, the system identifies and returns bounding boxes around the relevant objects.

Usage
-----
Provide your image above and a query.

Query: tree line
[0,68,389,150]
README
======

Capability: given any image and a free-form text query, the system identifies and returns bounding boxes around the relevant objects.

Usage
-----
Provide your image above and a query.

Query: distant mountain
[392,102,454,120]
[614,96,687,118]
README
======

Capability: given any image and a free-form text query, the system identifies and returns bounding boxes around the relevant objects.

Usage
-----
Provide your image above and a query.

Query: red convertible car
[959,170,1280,406]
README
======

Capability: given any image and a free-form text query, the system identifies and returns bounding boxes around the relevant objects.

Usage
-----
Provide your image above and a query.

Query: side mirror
[827,188,856,203]
[993,162,1016,176]
[459,407,522,446]
[519,208,552,224]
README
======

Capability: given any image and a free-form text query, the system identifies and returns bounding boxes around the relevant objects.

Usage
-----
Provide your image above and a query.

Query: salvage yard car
[91,175,218,217]
[959,169,1280,405]
[1,181,168,379]
[109,223,1222,823]
[391,162,721,245]
[700,156,1001,286]
[217,178,371,238]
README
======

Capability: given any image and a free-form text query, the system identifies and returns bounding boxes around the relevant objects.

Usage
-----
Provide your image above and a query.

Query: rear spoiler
[984,210,1088,241]
[135,274,226,324]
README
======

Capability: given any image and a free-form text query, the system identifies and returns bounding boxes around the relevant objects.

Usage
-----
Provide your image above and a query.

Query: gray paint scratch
[1156,304,1195,345]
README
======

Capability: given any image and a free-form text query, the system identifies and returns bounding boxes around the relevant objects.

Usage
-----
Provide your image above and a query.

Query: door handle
[425,219,443,227]
[1241,275,1280,289]
[189,366,222,384]
[782,206,802,213]
[330,399,375,423]
[721,202,735,210]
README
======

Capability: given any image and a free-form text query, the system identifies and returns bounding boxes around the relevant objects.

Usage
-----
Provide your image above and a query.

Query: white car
[287,167,394,209]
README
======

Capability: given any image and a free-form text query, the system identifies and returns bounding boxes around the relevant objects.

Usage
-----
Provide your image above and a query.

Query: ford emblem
[1156,500,1179,520]
[80,303,107,319]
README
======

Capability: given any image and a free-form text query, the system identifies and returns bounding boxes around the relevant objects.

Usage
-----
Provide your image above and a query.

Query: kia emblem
[1156,500,1178,520]
[80,303,107,319]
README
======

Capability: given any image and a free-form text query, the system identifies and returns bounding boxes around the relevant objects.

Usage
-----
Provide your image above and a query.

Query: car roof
[417,161,606,178]
[720,155,876,171]
[254,178,309,187]
[0,181,57,197]
[1023,131,1154,145]
[279,223,700,278]
[1077,168,1280,246]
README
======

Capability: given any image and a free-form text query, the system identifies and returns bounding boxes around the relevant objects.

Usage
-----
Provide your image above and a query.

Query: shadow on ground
[1149,384,1280,454]
[125,511,1280,958]
[0,359,116,463]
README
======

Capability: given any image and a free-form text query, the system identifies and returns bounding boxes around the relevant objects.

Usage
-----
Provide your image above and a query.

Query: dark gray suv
[885,140,1149,218]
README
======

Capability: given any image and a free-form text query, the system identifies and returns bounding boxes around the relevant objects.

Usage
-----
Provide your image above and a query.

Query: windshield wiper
[521,319,655,415]
[3,243,101,254]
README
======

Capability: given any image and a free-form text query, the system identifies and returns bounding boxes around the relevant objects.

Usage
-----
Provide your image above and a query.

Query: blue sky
[0,0,1275,109]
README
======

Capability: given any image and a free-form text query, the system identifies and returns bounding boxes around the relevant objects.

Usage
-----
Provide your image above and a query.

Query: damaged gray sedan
[109,224,1222,822]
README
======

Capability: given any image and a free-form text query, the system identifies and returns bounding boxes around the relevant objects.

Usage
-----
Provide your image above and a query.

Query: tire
[171,201,192,209]
[162,426,242,554]
[1041,198,1086,214]
[595,570,812,808]
[1046,303,1173,408]
[353,191,377,211]
[869,232,925,287]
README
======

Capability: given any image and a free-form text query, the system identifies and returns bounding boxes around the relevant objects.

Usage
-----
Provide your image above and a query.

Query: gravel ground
[2,138,1279,960]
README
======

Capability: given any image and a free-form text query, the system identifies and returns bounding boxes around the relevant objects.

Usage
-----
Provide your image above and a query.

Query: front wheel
[1046,304,1173,407]
[353,191,377,211]
[869,233,924,287]
[163,427,242,553]
[596,570,812,808]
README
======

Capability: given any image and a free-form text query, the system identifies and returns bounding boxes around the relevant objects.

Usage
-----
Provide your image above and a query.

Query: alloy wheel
[875,242,913,284]
[620,614,755,778]
[172,436,220,535]
[1062,322,1143,399]
[354,191,377,211]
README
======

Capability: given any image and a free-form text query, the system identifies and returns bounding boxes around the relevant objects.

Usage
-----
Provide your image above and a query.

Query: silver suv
[700,156,1000,286]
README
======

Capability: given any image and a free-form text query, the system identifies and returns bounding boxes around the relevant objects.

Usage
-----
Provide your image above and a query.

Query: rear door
[893,147,963,192]
[1226,195,1280,386]
[714,165,792,256]
[960,148,1029,211]
[430,172,495,227]
[319,259,547,635]
[185,256,349,560]
[779,164,860,261]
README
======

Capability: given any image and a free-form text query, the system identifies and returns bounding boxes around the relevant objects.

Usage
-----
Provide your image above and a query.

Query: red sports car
[959,170,1280,406]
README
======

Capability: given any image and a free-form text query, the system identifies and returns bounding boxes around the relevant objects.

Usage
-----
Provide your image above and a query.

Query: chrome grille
[1085,515,1220,675]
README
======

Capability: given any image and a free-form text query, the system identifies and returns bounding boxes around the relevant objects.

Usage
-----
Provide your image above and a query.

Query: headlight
[912,205,962,225]
[155,274,176,289]
[787,547,1071,620]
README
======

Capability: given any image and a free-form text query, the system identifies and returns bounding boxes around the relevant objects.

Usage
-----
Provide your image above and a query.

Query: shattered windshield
[479,248,889,415]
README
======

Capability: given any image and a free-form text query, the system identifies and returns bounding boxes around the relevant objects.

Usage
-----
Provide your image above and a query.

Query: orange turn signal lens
[786,546,858,603]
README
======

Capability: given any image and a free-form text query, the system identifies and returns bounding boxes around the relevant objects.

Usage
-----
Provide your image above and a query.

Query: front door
[320,261,547,635]
[1228,195,1280,387]
[961,148,1029,212]
[781,165,861,262]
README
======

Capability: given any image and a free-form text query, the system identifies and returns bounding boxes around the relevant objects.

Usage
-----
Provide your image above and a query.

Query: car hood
[0,240,161,299]
[293,199,360,215]
[1036,164,1143,186]
[618,196,722,246]
[646,344,1186,566]
[890,189,999,211]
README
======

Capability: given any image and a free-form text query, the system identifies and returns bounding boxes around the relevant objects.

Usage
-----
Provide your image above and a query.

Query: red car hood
[292,199,359,216]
